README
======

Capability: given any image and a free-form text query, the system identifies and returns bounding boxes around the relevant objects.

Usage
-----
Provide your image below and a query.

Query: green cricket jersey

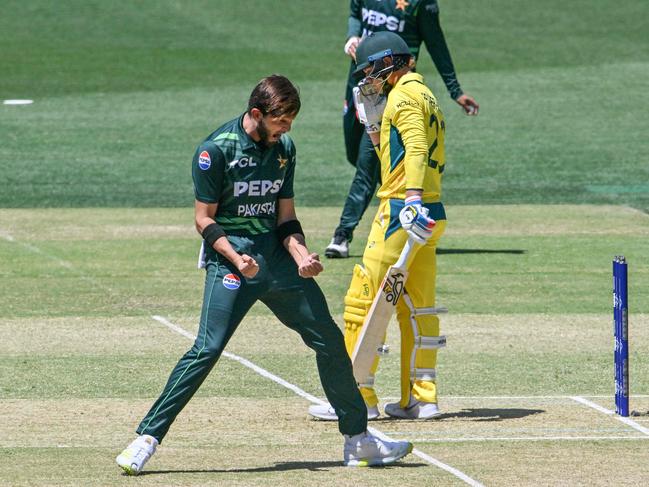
[192,114,296,236]
[347,0,462,99]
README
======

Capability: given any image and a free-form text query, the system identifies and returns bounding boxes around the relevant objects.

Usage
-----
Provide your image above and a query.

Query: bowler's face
[258,114,295,145]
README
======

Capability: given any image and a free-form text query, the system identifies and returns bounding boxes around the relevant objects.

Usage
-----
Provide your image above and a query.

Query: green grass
[2,206,648,318]
[2,1,649,485]
[1,205,649,486]
[1,0,648,209]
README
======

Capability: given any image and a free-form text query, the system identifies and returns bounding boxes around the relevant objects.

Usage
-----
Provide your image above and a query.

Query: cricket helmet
[352,31,412,80]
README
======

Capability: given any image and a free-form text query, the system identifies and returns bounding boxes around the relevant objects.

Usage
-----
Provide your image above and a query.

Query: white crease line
[382,395,649,400]
[570,396,649,436]
[410,436,649,443]
[0,230,72,268]
[625,205,649,219]
[151,315,325,406]
[0,230,15,242]
[151,315,483,487]
[0,230,114,290]
[410,447,484,487]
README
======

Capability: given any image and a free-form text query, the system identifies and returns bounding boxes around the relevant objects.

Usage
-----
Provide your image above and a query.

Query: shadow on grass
[140,460,426,475]
[437,248,526,255]
[438,408,544,421]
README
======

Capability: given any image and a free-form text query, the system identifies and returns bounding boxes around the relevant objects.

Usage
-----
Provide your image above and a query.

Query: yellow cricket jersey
[376,72,445,202]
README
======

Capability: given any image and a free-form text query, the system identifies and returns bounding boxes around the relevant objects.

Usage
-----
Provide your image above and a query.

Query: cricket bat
[351,238,415,383]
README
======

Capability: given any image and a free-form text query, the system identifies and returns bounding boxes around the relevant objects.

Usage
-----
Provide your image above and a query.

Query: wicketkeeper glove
[399,195,436,244]
[353,86,386,134]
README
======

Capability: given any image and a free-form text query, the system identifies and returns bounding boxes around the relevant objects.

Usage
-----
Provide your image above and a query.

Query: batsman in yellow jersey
[310,31,447,421]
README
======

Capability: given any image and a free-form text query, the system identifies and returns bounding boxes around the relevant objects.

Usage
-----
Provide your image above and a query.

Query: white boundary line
[570,396,649,436]
[3,99,33,105]
[151,315,484,487]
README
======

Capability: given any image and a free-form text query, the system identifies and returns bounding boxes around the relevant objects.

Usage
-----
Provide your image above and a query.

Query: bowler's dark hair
[247,75,301,118]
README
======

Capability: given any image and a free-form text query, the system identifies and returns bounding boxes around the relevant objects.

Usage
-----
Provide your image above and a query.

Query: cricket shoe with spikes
[116,435,158,475]
[384,397,442,420]
[325,234,350,258]
[343,431,413,467]
[309,402,380,421]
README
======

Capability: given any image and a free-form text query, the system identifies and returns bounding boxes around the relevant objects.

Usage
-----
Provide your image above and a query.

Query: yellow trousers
[344,198,446,408]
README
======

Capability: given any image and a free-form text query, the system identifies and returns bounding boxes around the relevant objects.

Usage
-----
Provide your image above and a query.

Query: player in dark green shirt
[116,75,413,474]
[325,0,479,258]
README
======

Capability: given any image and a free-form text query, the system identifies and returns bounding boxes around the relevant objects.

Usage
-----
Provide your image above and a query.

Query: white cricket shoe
[384,398,442,419]
[325,235,349,258]
[116,435,158,475]
[343,431,413,467]
[309,403,380,421]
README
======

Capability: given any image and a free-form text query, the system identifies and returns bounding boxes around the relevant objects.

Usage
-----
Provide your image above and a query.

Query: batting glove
[353,86,386,134]
[399,196,436,244]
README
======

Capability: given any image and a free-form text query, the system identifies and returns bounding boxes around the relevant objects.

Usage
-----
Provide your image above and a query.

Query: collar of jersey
[394,71,424,88]
[237,113,261,151]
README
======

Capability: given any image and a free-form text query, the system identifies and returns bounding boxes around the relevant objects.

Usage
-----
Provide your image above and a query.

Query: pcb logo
[222,273,241,290]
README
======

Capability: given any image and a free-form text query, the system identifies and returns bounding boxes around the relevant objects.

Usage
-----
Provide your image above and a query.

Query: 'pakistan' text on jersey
[376,72,445,202]
[192,115,296,236]
[347,0,462,99]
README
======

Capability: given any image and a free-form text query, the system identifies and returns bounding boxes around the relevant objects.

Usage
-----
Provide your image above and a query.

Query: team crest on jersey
[198,151,211,170]
[277,155,288,168]
[395,0,409,11]
[222,273,241,290]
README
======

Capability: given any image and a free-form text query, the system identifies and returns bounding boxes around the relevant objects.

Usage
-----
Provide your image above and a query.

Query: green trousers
[137,233,368,441]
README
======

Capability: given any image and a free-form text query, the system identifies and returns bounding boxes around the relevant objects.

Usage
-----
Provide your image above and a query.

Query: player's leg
[343,200,407,407]
[263,273,412,466]
[261,275,368,436]
[385,217,448,420]
[117,263,259,474]
[343,263,382,409]
[306,264,382,420]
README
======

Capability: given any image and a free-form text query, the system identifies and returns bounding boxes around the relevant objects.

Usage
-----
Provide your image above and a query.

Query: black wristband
[277,219,304,244]
[202,222,226,247]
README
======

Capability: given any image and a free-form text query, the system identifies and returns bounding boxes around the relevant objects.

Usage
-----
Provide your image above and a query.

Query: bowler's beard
[257,118,278,147]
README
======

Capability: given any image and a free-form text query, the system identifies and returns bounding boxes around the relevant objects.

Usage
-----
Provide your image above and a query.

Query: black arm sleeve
[418,0,464,100]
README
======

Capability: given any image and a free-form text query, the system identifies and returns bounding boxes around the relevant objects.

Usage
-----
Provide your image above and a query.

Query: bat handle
[394,237,415,269]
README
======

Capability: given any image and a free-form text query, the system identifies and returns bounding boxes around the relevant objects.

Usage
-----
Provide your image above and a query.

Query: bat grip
[394,237,415,269]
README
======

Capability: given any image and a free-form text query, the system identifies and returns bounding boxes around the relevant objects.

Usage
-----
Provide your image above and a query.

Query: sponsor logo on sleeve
[198,151,211,170]
[222,273,241,290]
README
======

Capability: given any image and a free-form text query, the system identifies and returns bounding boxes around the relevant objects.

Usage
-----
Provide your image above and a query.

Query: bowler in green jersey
[116,75,413,475]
